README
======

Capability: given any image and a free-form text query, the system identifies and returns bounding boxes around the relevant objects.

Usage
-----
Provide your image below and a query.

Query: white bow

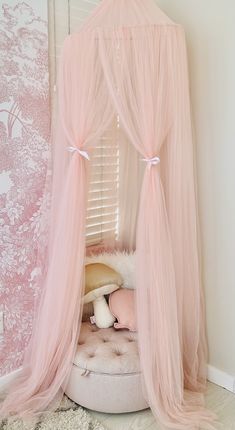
[142,156,160,167]
[67,146,90,161]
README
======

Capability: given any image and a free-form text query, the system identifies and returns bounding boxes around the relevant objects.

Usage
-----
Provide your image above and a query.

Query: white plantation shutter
[51,1,119,246]
[86,124,120,245]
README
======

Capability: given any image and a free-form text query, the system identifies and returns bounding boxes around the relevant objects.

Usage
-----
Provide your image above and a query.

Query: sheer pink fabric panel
[0,35,113,418]
[161,28,208,392]
[0,3,217,426]
[99,25,216,429]
[118,130,144,251]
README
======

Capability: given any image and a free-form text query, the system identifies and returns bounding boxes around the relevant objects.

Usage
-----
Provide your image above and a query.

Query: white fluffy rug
[0,396,107,430]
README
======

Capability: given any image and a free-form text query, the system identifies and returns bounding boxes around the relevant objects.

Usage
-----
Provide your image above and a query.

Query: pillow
[109,289,137,332]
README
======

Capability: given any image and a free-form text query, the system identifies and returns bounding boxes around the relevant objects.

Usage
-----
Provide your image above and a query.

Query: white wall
[156,0,235,376]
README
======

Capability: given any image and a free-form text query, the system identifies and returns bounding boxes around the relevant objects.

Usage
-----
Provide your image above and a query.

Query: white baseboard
[0,368,22,391]
[207,364,235,393]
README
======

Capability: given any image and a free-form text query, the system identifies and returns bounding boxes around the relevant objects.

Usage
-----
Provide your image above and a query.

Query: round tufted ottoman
[65,322,148,413]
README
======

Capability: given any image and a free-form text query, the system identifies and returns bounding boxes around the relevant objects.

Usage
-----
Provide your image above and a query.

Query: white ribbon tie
[142,156,160,167]
[67,146,90,161]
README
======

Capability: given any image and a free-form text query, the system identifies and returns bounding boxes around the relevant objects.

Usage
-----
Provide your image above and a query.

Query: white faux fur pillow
[85,251,136,289]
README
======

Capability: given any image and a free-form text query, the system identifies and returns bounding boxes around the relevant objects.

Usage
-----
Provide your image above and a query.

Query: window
[52,0,119,246]
[86,124,120,246]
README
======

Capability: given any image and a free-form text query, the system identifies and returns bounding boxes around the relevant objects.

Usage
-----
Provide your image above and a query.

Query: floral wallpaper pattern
[0,0,50,376]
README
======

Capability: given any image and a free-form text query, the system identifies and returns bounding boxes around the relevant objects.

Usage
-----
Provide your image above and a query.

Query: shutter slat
[92,163,118,168]
[86,228,116,239]
[91,147,117,158]
[86,220,117,235]
[89,180,117,190]
[87,197,117,209]
[87,204,118,215]
[90,171,118,180]
[88,189,118,199]
[86,230,116,246]
[86,211,117,223]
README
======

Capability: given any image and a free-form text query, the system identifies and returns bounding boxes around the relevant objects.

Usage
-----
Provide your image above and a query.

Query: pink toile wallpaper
[0,0,50,376]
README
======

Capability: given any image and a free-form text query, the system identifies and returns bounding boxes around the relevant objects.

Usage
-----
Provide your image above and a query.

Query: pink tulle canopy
[1,0,217,428]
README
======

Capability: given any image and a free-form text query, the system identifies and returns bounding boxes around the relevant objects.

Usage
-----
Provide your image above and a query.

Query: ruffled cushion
[73,322,139,374]
[65,322,148,413]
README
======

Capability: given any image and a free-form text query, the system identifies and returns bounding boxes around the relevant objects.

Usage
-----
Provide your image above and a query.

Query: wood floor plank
[89,383,235,429]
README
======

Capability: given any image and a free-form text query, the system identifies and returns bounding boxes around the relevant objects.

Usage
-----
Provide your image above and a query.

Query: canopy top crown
[79,0,175,33]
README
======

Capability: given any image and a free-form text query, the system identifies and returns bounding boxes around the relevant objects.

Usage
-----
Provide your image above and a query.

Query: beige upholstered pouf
[65,322,148,413]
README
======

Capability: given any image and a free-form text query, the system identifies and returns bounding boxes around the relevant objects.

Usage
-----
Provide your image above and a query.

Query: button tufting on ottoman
[65,322,148,413]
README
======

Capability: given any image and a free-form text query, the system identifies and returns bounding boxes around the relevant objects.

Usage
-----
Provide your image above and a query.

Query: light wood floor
[89,383,235,429]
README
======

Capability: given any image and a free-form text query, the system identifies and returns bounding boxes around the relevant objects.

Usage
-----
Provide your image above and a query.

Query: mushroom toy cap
[84,263,123,304]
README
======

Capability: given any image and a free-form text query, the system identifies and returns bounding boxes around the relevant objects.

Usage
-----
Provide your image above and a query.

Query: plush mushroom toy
[84,263,123,329]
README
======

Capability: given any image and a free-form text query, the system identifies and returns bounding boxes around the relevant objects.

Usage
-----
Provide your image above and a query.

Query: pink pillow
[109,289,137,332]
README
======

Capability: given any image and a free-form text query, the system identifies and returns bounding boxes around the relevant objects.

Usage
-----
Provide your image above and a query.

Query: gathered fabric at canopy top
[0,1,217,429]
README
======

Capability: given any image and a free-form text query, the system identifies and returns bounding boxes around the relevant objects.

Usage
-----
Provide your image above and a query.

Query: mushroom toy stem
[93,295,116,329]
[84,263,123,328]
